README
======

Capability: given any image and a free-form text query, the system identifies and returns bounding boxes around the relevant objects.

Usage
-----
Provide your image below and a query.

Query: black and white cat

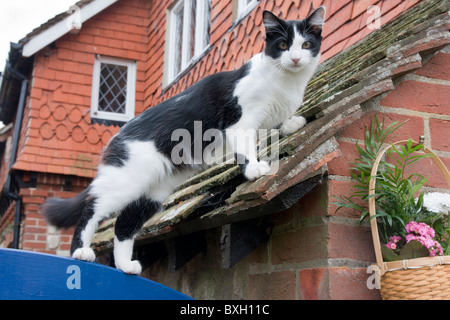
[42,7,326,274]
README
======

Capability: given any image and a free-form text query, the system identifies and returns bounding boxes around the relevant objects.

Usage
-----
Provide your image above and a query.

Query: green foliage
[334,116,447,250]
[373,139,436,243]
[334,116,405,239]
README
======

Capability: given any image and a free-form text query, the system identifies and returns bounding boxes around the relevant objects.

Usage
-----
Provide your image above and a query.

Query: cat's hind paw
[244,161,271,181]
[280,116,307,137]
[72,247,96,262]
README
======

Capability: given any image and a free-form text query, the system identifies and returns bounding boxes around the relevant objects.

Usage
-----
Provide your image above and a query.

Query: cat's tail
[41,187,91,228]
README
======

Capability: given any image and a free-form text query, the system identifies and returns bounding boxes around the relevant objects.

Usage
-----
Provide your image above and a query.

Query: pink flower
[405,221,436,238]
[400,222,443,257]
[405,221,418,233]
[385,241,397,250]
[390,235,402,242]
[428,242,443,257]
[424,238,435,248]
[406,234,416,243]
[385,235,402,250]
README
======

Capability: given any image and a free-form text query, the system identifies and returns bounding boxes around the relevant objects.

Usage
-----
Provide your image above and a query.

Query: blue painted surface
[0,249,192,300]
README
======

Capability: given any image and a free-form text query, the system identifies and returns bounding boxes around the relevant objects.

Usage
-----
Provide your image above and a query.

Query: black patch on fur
[70,194,96,254]
[235,153,249,173]
[115,63,249,163]
[101,135,129,167]
[114,197,161,241]
[263,11,293,60]
[296,19,323,57]
[263,10,323,59]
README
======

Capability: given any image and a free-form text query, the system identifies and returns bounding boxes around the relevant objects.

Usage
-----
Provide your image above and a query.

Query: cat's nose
[292,58,300,65]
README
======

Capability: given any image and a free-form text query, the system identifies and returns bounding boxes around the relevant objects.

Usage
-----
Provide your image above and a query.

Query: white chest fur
[233,53,319,130]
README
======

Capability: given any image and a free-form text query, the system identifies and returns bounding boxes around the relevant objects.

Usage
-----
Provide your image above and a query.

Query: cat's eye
[302,41,312,49]
[278,42,288,50]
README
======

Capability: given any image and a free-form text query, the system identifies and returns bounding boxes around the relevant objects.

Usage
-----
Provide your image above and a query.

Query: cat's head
[263,7,326,72]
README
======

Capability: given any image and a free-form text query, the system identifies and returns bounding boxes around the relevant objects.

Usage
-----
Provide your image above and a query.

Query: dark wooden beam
[221,217,273,269]
[135,241,167,271]
[166,231,206,272]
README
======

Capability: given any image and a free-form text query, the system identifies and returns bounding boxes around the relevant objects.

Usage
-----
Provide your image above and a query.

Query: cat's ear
[306,6,326,31]
[263,10,285,33]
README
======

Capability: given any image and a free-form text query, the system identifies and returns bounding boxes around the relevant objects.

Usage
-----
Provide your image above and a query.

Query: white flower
[422,192,450,214]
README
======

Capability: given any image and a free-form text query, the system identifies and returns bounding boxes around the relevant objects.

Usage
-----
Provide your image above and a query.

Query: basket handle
[368,140,450,275]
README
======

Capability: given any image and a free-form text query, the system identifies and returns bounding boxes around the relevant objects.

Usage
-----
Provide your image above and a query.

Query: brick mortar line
[329,176,450,195]
[328,174,353,182]
[337,135,450,158]
[380,105,450,121]
[248,258,373,276]
[401,73,450,86]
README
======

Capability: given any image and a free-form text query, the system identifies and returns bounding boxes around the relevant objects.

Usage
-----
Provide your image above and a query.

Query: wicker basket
[368,140,450,300]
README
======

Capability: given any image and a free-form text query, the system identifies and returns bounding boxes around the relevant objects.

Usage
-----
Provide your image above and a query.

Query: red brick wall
[0,204,15,249]
[19,173,90,254]
[242,183,380,300]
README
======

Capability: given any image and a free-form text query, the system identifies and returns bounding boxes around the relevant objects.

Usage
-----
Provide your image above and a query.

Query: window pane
[98,63,128,114]
[203,0,211,49]
[174,7,184,76]
[188,0,197,62]
[168,0,211,81]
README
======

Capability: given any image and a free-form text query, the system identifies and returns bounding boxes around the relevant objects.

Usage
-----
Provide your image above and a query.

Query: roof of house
[19,0,118,57]
[92,0,450,253]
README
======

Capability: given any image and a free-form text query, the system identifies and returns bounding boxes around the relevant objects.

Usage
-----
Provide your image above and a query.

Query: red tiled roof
[20,0,96,44]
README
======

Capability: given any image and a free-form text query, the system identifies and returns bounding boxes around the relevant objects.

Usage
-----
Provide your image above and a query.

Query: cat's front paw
[72,247,96,262]
[280,116,307,136]
[244,161,271,181]
[117,260,142,275]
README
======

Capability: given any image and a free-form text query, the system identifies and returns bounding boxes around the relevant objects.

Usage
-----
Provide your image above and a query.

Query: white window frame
[90,55,137,123]
[236,0,259,22]
[167,0,211,84]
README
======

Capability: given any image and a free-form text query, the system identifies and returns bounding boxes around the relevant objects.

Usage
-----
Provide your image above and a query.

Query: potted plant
[335,117,450,300]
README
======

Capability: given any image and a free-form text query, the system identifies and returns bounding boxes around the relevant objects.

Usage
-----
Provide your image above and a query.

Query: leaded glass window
[98,63,128,114]
[91,56,136,125]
